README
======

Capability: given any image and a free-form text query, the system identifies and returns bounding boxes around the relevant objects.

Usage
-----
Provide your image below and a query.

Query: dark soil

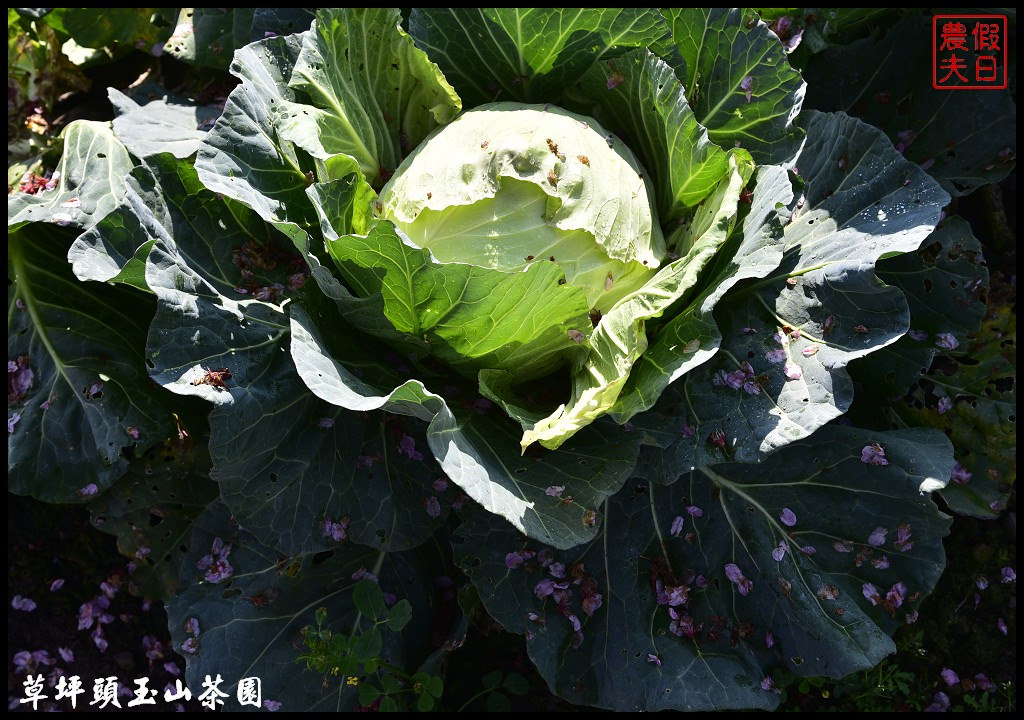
[7,494,201,712]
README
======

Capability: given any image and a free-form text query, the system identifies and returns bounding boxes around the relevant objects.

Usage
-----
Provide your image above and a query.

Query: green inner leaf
[522,154,749,450]
[279,7,461,186]
[326,221,591,382]
[565,48,730,219]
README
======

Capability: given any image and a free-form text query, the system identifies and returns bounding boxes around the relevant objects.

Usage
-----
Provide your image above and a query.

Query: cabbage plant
[7,7,1015,712]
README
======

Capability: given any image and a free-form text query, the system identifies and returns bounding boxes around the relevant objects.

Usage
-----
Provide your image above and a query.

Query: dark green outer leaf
[141,222,283,386]
[408,8,669,107]
[125,155,440,555]
[163,8,256,70]
[139,160,293,401]
[639,111,949,476]
[127,57,451,553]
[70,153,271,288]
[194,33,318,243]
[9,120,132,232]
[89,439,217,599]
[455,425,952,711]
[68,155,192,287]
[8,225,175,502]
[664,8,806,166]
[804,14,1016,198]
[290,302,641,550]
[208,363,446,554]
[166,502,434,711]
[109,87,223,160]
[59,7,175,49]
[763,8,902,56]
[888,303,1015,519]
[849,217,988,406]
[249,9,316,42]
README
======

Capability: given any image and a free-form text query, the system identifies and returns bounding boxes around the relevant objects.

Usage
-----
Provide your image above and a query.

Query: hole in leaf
[311,550,335,565]
[920,241,942,262]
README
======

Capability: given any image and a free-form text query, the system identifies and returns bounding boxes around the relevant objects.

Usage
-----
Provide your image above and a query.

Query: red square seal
[933,14,1008,90]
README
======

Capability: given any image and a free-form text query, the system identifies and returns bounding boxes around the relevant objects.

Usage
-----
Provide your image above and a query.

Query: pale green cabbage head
[376,102,665,313]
